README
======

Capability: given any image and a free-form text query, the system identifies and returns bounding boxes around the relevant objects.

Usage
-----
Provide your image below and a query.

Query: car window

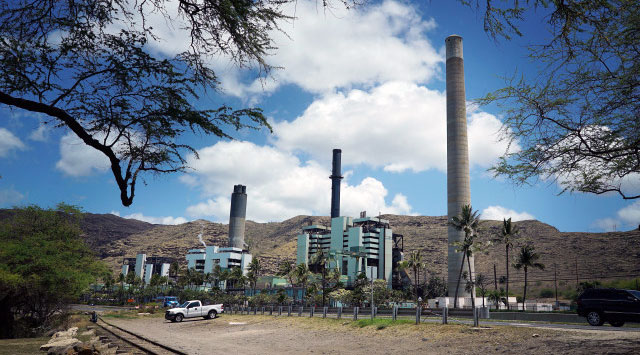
[629,290,640,299]
[179,302,189,308]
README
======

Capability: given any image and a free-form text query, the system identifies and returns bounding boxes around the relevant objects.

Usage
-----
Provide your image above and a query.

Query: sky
[1,0,639,232]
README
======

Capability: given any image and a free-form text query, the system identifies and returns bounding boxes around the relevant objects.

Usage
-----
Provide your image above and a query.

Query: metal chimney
[330,149,343,218]
[229,184,247,249]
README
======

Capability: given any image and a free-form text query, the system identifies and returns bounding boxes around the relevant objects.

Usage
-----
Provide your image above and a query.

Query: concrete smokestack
[330,149,343,218]
[229,184,247,249]
[445,35,474,297]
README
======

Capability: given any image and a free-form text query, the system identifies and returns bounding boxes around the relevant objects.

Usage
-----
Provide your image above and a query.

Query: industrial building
[296,150,404,289]
[121,254,173,284]
[186,184,253,288]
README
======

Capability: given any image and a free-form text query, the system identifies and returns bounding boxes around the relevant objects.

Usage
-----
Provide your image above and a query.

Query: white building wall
[134,253,146,278]
[144,264,153,284]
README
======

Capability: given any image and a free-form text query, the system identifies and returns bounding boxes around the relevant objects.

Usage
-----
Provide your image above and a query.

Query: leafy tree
[472,273,491,308]
[423,276,447,299]
[397,250,425,305]
[309,250,342,307]
[514,244,545,310]
[449,204,481,308]
[493,217,519,309]
[0,204,106,338]
[461,0,640,200]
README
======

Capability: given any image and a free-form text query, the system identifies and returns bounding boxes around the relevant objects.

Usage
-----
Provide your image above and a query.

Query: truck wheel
[175,314,183,322]
[609,320,625,327]
[586,311,604,326]
[208,310,217,319]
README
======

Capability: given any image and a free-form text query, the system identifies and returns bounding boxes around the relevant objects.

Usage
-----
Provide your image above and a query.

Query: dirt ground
[108,314,640,355]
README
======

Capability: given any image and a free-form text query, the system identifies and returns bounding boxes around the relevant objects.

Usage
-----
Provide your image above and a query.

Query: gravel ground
[108,314,640,354]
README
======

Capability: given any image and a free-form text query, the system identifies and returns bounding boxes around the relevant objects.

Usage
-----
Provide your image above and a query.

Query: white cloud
[480,205,535,221]
[235,0,441,96]
[591,218,619,232]
[272,81,514,173]
[616,200,640,226]
[122,212,188,225]
[181,140,413,222]
[55,132,110,176]
[29,122,49,142]
[127,0,441,97]
[0,128,26,157]
[0,187,24,206]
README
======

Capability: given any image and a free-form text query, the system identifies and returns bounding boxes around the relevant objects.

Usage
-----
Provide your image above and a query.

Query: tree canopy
[0,0,359,206]
[0,204,107,338]
[463,0,640,199]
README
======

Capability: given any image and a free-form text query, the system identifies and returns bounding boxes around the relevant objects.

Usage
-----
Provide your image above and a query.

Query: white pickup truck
[165,300,223,322]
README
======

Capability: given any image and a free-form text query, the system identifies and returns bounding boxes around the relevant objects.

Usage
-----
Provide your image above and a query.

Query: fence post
[323,307,327,318]
[279,306,282,316]
[254,307,257,315]
[270,306,274,315]
[442,306,448,324]
[298,306,303,317]
[288,305,292,316]
[473,307,479,327]
[262,306,265,315]
[353,307,359,321]
[337,306,342,319]
[392,306,397,321]
[310,306,315,317]
[415,306,421,324]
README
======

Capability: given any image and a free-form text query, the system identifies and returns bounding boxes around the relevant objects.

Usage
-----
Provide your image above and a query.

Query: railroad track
[95,317,187,355]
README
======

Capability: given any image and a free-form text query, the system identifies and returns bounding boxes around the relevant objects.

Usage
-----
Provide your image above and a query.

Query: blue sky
[1,0,638,232]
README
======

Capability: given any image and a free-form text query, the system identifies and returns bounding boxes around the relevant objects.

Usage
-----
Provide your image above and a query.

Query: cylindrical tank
[330,149,343,218]
[229,184,247,249]
[446,35,474,298]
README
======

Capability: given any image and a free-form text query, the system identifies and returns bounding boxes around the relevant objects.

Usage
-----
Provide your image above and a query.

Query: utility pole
[554,263,558,309]
[369,266,374,320]
[493,264,498,291]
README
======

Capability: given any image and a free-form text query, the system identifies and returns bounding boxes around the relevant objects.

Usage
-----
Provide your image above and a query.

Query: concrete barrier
[489,312,585,323]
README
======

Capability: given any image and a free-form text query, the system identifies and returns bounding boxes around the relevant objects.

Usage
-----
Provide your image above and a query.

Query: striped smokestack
[330,149,343,218]
[445,35,474,298]
[229,184,247,249]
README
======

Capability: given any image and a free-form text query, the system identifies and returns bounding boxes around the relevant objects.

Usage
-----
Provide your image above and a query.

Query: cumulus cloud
[29,122,49,142]
[55,132,110,176]
[617,200,640,226]
[126,0,441,97]
[121,212,188,225]
[0,187,25,206]
[480,205,535,221]
[272,81,514,173]
[591,218,619,232]
[181,140,414,222]
[0,128,26,157]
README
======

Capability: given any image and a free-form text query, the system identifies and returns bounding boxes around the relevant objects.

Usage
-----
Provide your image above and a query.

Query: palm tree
[247,258,262,296]
[514,244,545,310]
[117,273,126,303]
[169,262,180,284]
[449,204,481,308]
[493,218,519,309]
[398,250,425,305]
[294,263,310,305]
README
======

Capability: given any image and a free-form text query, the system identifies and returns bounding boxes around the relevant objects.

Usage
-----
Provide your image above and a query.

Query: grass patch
[353,318,414,329]
[0,337,49,355]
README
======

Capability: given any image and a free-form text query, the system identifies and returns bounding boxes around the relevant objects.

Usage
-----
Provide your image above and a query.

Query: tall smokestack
[445,35,474,297]
[229,184,247,249]
[330,149,343,218]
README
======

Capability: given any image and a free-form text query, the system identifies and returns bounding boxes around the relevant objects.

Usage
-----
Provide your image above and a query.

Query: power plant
[445,34,474,297]
[185,184,252,287]
[296,149,405,289]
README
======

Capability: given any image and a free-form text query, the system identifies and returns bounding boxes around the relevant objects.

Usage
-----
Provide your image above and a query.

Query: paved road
[432,317,640,332]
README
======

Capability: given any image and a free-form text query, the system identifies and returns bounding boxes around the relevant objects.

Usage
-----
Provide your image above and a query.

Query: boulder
[40,338,80,352]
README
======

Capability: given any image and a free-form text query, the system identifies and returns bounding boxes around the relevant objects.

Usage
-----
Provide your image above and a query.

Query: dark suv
[577,288,640,327]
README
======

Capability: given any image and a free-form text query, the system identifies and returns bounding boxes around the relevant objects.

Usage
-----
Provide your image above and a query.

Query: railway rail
[95,317,187,355]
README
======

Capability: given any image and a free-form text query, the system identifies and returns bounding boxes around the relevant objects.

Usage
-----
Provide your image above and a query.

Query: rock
[532,334,540,338]
[51,327,78,340]
[73,342,96,355]
[40,338,81,351]
[80,330,96,337]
